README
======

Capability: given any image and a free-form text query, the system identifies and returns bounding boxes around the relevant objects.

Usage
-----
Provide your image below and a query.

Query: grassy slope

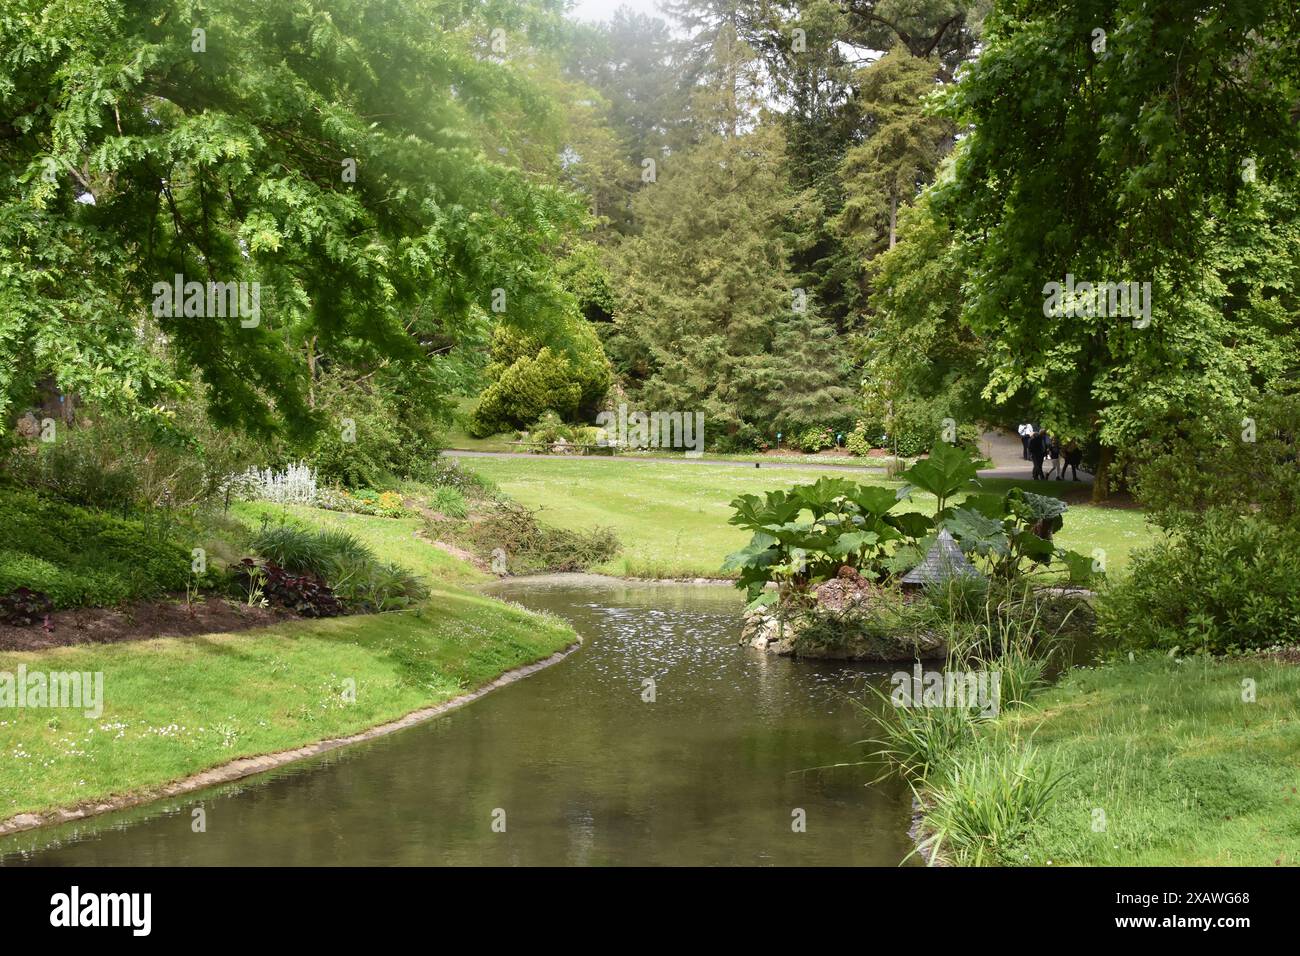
[457,456,1153,578]
[0,504,574,822]
[1001,655,1300,866]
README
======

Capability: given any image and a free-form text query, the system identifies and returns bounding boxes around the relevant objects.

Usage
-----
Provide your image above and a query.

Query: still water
[0,576,914,865]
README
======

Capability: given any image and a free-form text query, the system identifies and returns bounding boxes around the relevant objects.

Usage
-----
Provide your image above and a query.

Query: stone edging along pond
[0,639,583,838]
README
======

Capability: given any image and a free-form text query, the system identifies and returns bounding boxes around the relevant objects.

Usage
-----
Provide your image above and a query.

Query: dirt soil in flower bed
[0,597,295,651]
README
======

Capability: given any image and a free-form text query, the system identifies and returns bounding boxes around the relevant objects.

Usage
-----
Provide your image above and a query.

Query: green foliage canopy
[937,0,1300,458]
[0,0,584,438]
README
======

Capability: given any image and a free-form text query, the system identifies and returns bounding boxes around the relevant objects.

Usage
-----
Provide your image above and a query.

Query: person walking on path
[1018,422,1033,460]
[1063,440,1083,481]
[1046,434,1062,479]
[1028,428,1048,480]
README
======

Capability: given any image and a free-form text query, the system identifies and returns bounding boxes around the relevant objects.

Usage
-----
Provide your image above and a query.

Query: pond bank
[0,575,914,865]
[908,651,1300,866]
[0,636,580,837]
[0,585,578,834]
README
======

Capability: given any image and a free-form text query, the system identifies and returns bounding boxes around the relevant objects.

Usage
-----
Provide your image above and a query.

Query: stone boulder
[14,411,41,439]
[739,568,945,661]
[813,565,880,612]
[739,605,800,655]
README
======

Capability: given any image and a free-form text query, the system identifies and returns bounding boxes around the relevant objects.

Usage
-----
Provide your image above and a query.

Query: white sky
[568,0,667,23]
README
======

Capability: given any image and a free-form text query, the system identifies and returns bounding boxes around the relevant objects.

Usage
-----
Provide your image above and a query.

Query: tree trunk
[306,336,317,409]
[889,194,897,249]
[1091,444,1113,503]
[36,375,74,424]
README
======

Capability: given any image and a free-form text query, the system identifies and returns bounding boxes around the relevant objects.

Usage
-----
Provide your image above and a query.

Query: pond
[0,576,915,866]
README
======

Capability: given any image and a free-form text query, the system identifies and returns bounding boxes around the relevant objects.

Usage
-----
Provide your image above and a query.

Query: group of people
[1017,422,1083,481]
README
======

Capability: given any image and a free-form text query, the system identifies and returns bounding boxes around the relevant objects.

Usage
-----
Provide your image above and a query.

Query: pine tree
[836,46,952,257]
[610,119,852,447]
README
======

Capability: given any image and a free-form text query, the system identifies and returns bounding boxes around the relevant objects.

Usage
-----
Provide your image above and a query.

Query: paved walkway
[447,431,1093,486]
[977,429,1093,484]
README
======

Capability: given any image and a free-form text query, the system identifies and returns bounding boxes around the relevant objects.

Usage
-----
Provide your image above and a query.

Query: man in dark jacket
[1028,429,1048,481]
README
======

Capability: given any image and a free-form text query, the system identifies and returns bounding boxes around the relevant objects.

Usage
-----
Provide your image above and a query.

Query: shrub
[406,457,498,500]
[888,422,930,458]
[314,487,408,518]
[0,490,192,607]
[943,486,1098,586]
[1097,513,1300,653]
[235,560,342,617]
[4,440,140,512]
[306,372,445,488]
[469,323,612,436]
[429,486,468,518]
[702,422,764,453]
[245,522,426,612]
[1100,395,1300,654]
[845,420,884,457]
[870,402,982,460]
[796,424,835,453]
[330,559,429,612]
[314,528,374,567]
[1129,393,1300,536]
[226,462,319,505]
[723,475,936,609]
[524,410,577,447]
[572,425,604,446]
[0,587,55,626]
[0,551,133,607]
[471,348,582,437]
[2,402,271,510]
[432,499,619,574]
[249,524,333,577]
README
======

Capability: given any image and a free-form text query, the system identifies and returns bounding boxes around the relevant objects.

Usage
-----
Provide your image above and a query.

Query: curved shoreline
[0,639,582,839]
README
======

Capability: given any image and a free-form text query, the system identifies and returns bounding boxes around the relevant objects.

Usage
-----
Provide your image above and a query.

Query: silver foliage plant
[222,462,320,505]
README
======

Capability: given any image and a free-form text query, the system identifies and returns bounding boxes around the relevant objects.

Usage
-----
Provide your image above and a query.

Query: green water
[0,577,914,866]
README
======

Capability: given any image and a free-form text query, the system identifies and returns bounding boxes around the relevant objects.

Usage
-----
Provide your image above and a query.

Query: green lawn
[996,654,1300,866]
[0,503,574,825]
[441,396,517,453]
[457,456,1154,578]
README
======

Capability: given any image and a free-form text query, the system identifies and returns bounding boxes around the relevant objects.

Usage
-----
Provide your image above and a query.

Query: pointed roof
[901,529,982,587]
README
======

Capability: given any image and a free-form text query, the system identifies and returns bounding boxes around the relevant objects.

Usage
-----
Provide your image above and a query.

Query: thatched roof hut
[900,529,982,589]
